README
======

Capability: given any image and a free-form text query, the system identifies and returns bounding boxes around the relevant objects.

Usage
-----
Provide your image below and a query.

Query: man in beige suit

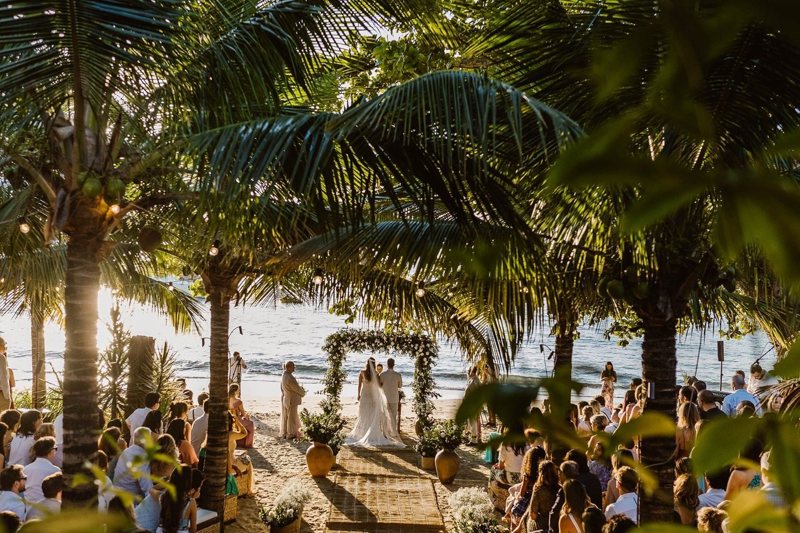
[380,358,403,435]
[280,361,305,439]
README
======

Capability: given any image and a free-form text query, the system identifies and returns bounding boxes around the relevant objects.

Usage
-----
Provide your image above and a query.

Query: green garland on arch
[321,329,439,429]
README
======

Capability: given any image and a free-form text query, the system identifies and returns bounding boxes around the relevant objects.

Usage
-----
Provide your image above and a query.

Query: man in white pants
[380,358,403,435]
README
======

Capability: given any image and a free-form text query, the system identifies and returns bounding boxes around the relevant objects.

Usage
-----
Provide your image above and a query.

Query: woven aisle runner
[324,446,446,533]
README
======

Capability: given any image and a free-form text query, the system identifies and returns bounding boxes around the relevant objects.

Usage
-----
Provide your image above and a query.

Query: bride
[345,358,405,448]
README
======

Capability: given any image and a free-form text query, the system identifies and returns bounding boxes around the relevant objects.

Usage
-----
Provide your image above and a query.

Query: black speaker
[717,341,725,362]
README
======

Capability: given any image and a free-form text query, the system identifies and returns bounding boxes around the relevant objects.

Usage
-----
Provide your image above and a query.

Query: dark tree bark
[201,261,241,530]
[638,318,678,523]
[553,316,576,380]
[62,231,103,507]
[30,311,46,409]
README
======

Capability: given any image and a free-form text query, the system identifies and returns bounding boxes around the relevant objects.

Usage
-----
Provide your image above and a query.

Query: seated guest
[99,427,125,479]
[0,411,21,459]
[0,422,8,470]
[189,393,208,424]
[547,460,579,533]
[0,465,27,520]
[673,473,699,525]
[107,496,136,531]
[721,374,761,417]
[693,380,707,393]
[190,399,209,457]
[698,390,724,420]
[126,392,161,442]
[675,402,700,459]
[168,401,190,428]
[27,472,62,520]
[604,467,639,524]
[588,442,612,490]
[228,384,254,448]
[560,480,590,533]
[113,427,154,499]
[8,410,42,466]
[577,406,593,438]
[725,439,764,499]
[565,449,603,508]
[583,506,607,533]
[492,442,526,485]
[697,507,728,533]
[699,468,730,509]
[604,449,634,508]
[160,466,205,533]
[22,437,60,503]
[525,460,560,533]
[506,445,545,530]
[603,514,636,533]
[587,415,608,451]
[678,385,697,406]
[0,511,20,533]
[594,396,613,420]
[167,419,198,467]
[226,413,246,477]
[736,400,757,418]
[134,437,179,531]
[142,410,164,435]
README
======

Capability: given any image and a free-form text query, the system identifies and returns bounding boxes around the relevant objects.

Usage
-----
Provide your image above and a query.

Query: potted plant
[300,409,345,477]
[434,420,463,484]
[448,487,504,533]
[415,426,438,470]
[258,480,311,533]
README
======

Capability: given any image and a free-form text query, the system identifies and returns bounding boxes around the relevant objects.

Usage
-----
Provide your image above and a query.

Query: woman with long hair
[0,410,20,459]
[600,362,617,407]
[508,444,545,530]
[160,466,204,533]
[8,409,41,465]
[228,383,254,449]
[167,419,199,467]
[674,473,700,525]
[560,480,589,533]
[523,460,560,533]
[676,402,701,459]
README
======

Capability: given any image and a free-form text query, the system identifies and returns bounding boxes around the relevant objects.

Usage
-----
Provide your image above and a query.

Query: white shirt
[698,488,725,509]
[188,405,204,423]
[26,497,60,520]
[126,407,153,437]
[605,492,638,523]
[53,414,63,467]
[499,445,526,474]
[190,414,209,455]
[380,369,403,404]
[23,457,61,503]
[112,445,152,498]
[721,389,762,417]
[8,435,35,466]
[601,406,613,420]
[0,491,27,521]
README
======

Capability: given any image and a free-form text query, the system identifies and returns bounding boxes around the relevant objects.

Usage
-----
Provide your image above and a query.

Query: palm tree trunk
[203,273,236,530]
[553,332,574,380]
[638,318,678,522]
[62,235,102,507]
[31,311,46,409]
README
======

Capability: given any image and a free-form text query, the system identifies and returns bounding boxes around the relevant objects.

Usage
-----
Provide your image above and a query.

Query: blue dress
[134,493,161,532]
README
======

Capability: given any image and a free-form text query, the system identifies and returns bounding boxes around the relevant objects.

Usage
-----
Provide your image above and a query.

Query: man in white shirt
[22,437,60,503]
[27,472,61,520]
[190,399,209,455]
[721,374,762,417]
[605,466,639,524]
[113,427,153,499]
[52,414,63,468]
[594,395,613,421]
[380,358,403,435]
[698,468,730,509]
[125,392,160,443]
[0,464,27,521]
[188,392,208,424]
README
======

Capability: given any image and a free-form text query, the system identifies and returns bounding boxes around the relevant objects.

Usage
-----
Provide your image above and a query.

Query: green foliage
[187,278,206,299]
[299,409,346,445]
[432,420,463,451]
[98,302,130,420]
[415,426,439,457]
[13,388,62,422]
[152,342,180,417]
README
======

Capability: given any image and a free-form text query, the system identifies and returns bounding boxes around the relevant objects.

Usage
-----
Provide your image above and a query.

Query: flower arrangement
[259,480,311,527]
[435,420,464,450]
[321,329,439,428]
[448,487,504,533]
[300,409,345,444]
[415,426,439,457]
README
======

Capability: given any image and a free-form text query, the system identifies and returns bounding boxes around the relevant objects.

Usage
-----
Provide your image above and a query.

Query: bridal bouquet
[449,488,504,533]
[259,480,312,527]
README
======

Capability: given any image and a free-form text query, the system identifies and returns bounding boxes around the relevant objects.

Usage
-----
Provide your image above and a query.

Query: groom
[381,358,403,434]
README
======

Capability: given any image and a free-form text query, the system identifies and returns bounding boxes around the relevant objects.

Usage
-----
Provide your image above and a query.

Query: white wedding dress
[345,362,405,449]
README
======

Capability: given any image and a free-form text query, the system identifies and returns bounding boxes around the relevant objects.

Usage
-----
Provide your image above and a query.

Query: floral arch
[321,329,439,429]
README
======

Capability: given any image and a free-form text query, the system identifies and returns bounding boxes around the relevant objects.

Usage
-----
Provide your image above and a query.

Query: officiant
[280,361,306,439]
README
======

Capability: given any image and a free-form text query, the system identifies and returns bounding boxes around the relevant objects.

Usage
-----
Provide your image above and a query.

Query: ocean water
[0,287,774,403]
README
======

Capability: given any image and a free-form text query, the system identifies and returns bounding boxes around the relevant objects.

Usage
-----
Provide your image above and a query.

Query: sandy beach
[227,396,490,533]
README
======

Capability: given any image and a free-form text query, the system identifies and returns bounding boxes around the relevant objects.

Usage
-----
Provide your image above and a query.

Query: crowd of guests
[485,364,783,533]
[0,381,253,532]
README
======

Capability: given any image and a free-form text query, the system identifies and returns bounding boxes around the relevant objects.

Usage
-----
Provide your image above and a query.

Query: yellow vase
[306,442,335,478]
[435,449,460,484]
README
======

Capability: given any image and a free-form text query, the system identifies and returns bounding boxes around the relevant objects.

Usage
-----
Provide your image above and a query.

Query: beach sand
[227,396,490,533]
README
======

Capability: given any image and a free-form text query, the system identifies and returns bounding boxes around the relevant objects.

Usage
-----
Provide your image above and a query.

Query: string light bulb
[109,204,121,215]
[312,269,324,285]
[168,282,175,292]
[209,240,220,257]
[18,218,30,234]
[415,281,426,298]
